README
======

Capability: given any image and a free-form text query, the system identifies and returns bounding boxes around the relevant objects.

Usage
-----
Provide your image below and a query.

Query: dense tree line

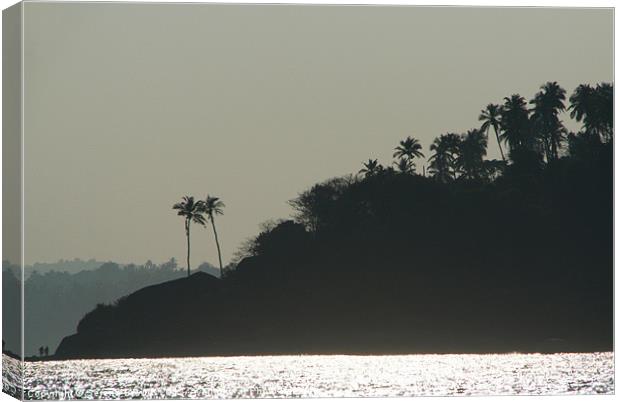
[235,81,612,262]
[354,82,612,185]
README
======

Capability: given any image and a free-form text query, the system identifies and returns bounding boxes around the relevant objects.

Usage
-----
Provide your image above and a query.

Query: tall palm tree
[172,196,206,277]
[500,94,536,158]
[202,195,226,278]
[393,136,425,168]
[530,81,567,161]
[359,159,382,178]
[479,104,506,162]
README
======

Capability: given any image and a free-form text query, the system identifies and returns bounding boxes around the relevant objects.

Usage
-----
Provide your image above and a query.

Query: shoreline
[11,348,614,363]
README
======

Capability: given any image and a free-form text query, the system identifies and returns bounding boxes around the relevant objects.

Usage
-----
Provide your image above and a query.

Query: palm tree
[569,84,595,130]
[172,196,206,277]
[500,94,536,158]
[597,83,613,141]
[456,129,487,180]
[428,133,460,182]
[393,157,414,174]
[202,195,226,278]
[482,159,507,182]
[479,104,506,162]
[530,81,567,161]
[393,136,424,168]
[359,159,382,178]
[569,83,614,142]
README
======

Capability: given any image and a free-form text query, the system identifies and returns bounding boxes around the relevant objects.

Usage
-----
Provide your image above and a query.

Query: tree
[482,159,507,182]
[201,195,226,278]
[393,136,424,169]
[393,157,414,174]
[479,103,506,162]
[456,129,487,180]
[597,83,613,140]
[290,176,354,232]
[172,196,206,277]
[569,83,613,142]
[500,94,537,158]
[359,159,383,178]
[530,81,567,161]
[428,133,460,182]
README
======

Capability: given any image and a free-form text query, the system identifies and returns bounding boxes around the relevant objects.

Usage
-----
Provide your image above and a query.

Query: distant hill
[4,258,221,357]
[198,262,222,278]
[2,268,21,356]
[24,259,107,279]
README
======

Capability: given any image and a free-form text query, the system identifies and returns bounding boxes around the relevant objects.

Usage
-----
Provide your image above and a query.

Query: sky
[20,3,613,266]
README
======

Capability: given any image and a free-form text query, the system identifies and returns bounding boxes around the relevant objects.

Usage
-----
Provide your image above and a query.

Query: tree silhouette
[359,159,382,178]
[428,133,460,182]
[393,136,424,169]
[172,196,206,277]
[456,129,488,180]
[393,157,415,174]
[482,159,507,181]
[569,83,613,142]
[597,83,614,141]
[500,94,536,158]
[530,81,567,161]
[479,104,506,162]
[202,195,226,278]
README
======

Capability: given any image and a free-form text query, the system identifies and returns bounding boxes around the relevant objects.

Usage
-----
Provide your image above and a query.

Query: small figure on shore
[39,346,44,357]
[44,346,49,357]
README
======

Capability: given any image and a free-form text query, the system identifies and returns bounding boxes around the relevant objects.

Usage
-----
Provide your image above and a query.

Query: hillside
[55,146,612,358]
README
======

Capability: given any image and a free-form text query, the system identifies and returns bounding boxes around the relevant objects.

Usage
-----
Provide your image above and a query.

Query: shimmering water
[5,353,614,399]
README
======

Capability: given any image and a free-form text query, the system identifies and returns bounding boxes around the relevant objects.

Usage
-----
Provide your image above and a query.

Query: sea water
[3,352,614,399]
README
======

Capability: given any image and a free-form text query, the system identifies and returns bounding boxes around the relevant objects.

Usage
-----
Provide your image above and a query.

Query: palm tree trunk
[542,134,551,163]
[494,127,506,162]
[185,220,191,277]
[210,219,224,278]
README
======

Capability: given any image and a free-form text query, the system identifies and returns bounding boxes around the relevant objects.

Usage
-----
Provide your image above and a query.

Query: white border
[0,2,616,402]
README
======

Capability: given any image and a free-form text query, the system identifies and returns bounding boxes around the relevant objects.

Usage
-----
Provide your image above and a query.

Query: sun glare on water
[5,352,613,400]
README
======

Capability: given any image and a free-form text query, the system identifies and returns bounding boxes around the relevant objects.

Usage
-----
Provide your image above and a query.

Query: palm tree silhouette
[530,81,567,161]
[202,195,226,278]
[172,196,206,277]
[500,94,534,157]
[359,159,382,178]
[428,133,460,182]
[568,84,594,129]
[482,159,507,181]
[456,129,488,180]
[393,136,425,167]
[569,83,614,142]
[479,104,506,162]
[596,83,614,141]
[393,157,414,174]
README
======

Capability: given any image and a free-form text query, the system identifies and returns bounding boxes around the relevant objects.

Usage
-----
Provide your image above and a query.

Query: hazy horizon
[21,3,612,266]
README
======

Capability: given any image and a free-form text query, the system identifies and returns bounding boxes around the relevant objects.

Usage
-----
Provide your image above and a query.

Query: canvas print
[2,2,614,400]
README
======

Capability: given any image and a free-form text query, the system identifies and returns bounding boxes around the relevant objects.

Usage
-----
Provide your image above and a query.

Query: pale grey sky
[22,3,613,266]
